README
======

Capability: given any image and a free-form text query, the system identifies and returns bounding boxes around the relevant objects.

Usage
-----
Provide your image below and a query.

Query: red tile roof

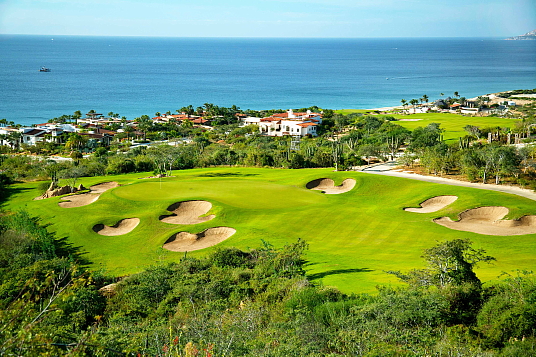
[192,119,208,124]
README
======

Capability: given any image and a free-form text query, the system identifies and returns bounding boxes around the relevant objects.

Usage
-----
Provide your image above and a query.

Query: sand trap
[434,206,536,236]
[163,227,236,252]
[404,195,458,213]
[59,182,119,208]
[93,218,140,236]
[306,178,356,194]
[159,200,216,225]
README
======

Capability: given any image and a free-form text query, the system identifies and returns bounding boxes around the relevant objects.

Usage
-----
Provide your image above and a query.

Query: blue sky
[1,0,535,37]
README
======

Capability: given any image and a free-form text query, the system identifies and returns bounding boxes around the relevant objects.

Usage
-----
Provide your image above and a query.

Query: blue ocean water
[0,35,535,126]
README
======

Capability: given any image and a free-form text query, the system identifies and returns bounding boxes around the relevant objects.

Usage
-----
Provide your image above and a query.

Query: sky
[0,0,535,38]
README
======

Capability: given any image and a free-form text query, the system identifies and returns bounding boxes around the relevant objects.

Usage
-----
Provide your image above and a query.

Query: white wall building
[241,109,322,137]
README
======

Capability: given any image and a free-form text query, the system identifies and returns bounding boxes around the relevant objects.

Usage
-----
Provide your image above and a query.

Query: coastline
[360,88,535,113]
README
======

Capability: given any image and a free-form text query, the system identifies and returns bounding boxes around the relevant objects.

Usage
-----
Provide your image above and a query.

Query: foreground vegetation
[1,213,535,356]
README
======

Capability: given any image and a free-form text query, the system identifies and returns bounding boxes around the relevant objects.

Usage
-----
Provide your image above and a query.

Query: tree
[123,125,135,141]
[409,99,419,113]
[389,239,495,289]
[65,133,88,152]
[7,131,22,150]
[359,144,379,165]
[422,94,429,104]
[400,99,407,112]
[463,125,481,139]
[408,123,443,152]
[136,115,153,140]
[180,105,195,119]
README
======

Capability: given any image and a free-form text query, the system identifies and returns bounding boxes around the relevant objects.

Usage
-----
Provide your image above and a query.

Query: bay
[0,35,535,126]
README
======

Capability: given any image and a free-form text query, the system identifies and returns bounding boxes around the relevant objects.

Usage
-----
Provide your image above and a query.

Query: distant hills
[505,29,536,40]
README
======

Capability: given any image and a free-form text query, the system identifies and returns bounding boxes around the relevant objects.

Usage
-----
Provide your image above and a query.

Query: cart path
[362,169,536,202]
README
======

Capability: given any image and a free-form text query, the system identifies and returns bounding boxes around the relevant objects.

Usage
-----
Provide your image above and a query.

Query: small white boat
[39,67,51,72]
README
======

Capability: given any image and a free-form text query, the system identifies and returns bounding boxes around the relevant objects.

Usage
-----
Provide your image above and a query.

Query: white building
[241,109,322,137]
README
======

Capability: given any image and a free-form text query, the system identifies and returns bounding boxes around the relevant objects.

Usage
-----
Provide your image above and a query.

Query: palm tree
[136,115,153,140]
[454,91,459,98]
[409,99,419,113]
[422,94,429,104]
[180,105,195,119]
[65,133,88,151]
[7,131,22,150]
[400,99,408,112]
[123,125,135,141]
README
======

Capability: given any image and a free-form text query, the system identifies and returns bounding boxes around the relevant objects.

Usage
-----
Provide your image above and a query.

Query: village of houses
[0,93,522,151]
[0,109,324,150]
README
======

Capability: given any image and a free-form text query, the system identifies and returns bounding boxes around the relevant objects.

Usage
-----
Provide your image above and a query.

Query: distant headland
[505,29,536,40]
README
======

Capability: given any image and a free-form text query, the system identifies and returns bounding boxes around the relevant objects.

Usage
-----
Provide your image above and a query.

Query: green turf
[4,167,536,294]
[336,109,372,115]
[336,111,521,142]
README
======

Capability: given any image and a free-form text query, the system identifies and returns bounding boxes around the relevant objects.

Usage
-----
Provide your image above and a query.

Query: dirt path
[362,169,536,202]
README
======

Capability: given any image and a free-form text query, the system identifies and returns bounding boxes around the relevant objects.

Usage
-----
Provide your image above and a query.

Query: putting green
[5,167,536,294]
[113,179,329,209]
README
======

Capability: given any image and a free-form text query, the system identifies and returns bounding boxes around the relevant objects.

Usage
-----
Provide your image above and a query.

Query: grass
[336,111,521,142]
[4,167,536,294]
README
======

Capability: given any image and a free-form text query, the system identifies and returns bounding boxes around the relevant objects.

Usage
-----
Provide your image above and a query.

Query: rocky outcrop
[36,182,87,200]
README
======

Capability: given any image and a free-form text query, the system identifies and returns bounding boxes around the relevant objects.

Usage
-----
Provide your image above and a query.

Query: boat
[39,67,51,72]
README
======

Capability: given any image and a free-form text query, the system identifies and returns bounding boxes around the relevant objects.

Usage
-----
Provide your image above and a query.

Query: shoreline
[360,89,535,113]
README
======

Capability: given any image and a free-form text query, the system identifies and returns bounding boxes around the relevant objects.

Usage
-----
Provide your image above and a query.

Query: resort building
[241,109,322,137]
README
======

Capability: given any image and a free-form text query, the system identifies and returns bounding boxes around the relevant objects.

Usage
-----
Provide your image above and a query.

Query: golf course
[337,111,521,143]
[5,167,536,293]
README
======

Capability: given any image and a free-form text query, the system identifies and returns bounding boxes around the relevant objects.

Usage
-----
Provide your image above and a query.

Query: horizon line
[0,33,514,40]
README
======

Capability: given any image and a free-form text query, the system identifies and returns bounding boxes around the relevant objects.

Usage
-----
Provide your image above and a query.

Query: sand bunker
[93,218,140,236]
[163,227,236,252]
[159,200,216,225]
[404,195,458,213]
[306,178,356,194]
[59,182,119,208]
[434,206,536,236]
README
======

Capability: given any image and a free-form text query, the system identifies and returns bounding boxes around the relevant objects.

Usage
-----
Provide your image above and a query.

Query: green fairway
[336,110,521,142]
[5,167,536,293]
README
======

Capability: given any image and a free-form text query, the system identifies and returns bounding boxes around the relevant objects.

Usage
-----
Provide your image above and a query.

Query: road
[360,162,536,202]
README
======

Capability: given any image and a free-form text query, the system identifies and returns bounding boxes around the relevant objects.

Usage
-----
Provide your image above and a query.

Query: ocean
[0,35,535,126]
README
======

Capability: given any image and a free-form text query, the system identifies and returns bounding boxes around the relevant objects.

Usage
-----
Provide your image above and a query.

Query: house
[78,132,114,147]
[460,107,480,114]
[241,109,322,137]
